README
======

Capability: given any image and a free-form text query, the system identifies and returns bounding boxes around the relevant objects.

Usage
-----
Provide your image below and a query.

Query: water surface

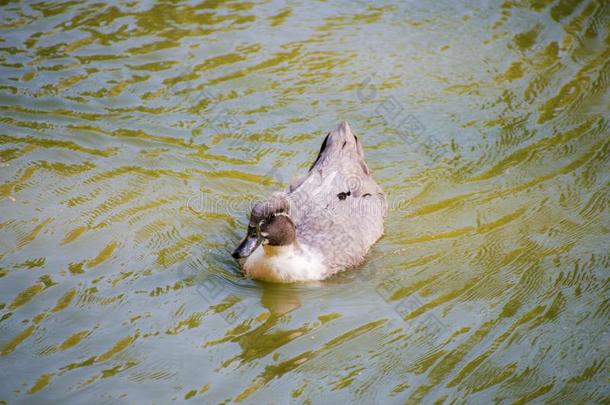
[0,0,609,403]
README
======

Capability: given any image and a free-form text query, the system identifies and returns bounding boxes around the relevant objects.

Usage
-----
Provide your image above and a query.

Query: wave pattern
[0,0,608,403]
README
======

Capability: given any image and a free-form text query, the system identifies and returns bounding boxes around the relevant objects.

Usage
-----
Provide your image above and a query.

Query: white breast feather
[243,244,327,283]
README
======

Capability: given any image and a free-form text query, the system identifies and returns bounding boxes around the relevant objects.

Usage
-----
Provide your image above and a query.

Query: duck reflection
[215,283,319,367]
[259,283,302,316]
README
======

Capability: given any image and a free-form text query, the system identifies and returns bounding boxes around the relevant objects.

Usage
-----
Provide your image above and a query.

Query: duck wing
[284,122,386,272]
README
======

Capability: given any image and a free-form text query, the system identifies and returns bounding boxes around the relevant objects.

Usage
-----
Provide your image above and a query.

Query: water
[0,0,608,403]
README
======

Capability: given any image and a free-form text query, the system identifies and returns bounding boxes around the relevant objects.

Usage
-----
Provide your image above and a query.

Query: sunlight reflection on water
[0,0,609,403]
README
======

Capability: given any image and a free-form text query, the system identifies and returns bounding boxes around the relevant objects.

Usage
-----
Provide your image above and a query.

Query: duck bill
[232,235,261,260]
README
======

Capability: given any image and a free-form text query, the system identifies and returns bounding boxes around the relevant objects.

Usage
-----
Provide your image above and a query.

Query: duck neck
[263,240,302,257]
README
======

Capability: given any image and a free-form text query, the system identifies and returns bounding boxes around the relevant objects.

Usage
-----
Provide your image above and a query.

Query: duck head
[232,193,292,260]
[257,212,296,247]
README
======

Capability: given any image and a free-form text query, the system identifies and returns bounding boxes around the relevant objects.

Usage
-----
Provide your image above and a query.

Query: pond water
[0,0,609,403]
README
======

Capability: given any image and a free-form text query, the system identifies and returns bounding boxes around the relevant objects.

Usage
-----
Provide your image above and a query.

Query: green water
[0,0,609,403]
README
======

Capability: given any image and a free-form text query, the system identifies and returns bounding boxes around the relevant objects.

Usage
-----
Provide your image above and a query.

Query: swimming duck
[232,121,386,283]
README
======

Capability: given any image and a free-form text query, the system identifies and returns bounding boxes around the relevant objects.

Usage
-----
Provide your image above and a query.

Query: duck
[231,121,386,283]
